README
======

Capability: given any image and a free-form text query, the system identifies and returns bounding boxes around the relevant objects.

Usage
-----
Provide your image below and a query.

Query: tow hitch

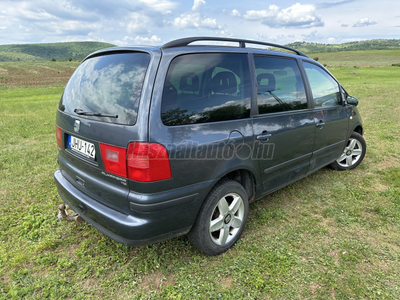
[57,204,83,223]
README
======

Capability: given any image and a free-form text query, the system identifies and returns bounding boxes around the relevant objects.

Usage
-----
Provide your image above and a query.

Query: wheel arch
[214,169,256,203]
[353,125,363,135]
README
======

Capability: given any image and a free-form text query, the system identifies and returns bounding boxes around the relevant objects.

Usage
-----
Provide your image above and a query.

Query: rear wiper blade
[74,108,118,118]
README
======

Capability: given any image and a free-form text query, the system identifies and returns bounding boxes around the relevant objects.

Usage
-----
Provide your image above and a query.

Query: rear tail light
[99,143,127,178]
[56,125,63,149]
[127,142,172,182]
[99,142,171,182]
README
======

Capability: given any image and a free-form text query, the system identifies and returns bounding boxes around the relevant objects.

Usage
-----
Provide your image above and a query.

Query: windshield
[60,52,150,125]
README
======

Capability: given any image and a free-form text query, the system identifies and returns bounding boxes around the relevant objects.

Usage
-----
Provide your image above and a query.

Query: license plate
[68,135,96,159]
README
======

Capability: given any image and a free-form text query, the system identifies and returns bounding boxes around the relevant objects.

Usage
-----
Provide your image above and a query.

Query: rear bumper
[54,170,211,246]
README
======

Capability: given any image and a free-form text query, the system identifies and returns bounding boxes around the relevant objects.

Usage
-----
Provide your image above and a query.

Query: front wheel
[188,179,249,255]
[330,132,366,171]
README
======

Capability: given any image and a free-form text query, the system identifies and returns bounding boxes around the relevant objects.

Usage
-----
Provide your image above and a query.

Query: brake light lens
[99,143,127,178]
[56,125,63,149]
[99,142,171,182]
[127,142,171,182]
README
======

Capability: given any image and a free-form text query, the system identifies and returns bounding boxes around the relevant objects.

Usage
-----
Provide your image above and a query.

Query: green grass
[287,39,400,53]
[0,61,79,87]
[311,50,400,67]
[1,55,400,299]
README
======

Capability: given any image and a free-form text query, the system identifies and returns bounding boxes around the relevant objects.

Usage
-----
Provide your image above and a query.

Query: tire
[330,132,366,171]
[188,179,249,255]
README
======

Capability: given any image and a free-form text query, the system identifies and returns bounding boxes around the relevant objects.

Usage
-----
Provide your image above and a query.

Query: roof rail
[161,37,308,57]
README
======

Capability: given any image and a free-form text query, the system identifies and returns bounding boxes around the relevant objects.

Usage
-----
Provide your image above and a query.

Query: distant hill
[1,39,399,62]
[0,41,115,62]
[286,39,400,53]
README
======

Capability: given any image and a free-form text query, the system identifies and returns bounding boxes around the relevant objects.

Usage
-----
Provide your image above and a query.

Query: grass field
[311,50,400,68]
[0,51,399,299]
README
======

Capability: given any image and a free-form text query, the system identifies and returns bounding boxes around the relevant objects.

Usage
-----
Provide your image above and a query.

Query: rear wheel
[188,179,248,255]
[330,132,366,170]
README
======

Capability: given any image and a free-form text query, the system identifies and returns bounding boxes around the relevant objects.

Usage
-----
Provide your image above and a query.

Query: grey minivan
[54,37,366,255]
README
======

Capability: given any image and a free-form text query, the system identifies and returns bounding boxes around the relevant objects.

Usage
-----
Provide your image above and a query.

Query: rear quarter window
[303,62,341,108]
[161,53,251,126]
[60,52,150,125]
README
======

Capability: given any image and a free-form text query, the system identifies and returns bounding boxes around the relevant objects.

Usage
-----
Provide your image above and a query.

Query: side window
[161,53,251,126]
[303,62,341,108]
[254,56,307,114]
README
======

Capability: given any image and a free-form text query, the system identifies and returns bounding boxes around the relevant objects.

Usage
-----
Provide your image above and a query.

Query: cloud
[302,30,322,40]
[114,35,161,46]
[0,1,104,38]
[2,1,96,23]
[0,0,178,44]
[192,0,206,11]
[215,29,233,37]
[243,6,279,21]
[353,18,377,27]
[126,12,151,34]
[231,9,241,17]
[243,3,324,28]
[64,0,177,17]
[315,0,355,9]
[134,35,161,44]
[52,20,103,36]
[171,1,220,30]
[327,37,336,44]
[256,33,295,43]
[172,13,219,29]
[138,0,177,14]
[168,0,222,30]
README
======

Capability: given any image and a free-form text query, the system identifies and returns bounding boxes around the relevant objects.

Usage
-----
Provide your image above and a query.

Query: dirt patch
[373,183,390,192]
[219,276,234,289]
[330,288,336,298]
[310,283,322,294]
[65,243,81,258]
[140,270,175,291]
[376,158,399,170]
[0,62,78,87]
[81,277,99,290]
[320,218,335,237]
[328,248,340,265]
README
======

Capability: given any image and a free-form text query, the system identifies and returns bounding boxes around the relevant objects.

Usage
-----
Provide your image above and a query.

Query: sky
[0,0,399,46]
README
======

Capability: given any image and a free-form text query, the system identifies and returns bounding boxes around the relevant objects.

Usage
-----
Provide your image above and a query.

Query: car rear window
[59,52,150,125]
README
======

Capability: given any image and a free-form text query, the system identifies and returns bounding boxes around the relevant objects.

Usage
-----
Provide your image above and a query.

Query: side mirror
[347,96,359,106]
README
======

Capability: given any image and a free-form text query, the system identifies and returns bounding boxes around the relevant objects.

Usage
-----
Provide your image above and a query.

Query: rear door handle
[316,121,325,128]
[256,133,272,141]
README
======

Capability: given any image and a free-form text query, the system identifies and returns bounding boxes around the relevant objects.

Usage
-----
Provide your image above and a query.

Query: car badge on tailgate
[74,120,80,133]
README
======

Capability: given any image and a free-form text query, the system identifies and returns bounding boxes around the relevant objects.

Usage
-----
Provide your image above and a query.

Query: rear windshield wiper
[74,108,118,118]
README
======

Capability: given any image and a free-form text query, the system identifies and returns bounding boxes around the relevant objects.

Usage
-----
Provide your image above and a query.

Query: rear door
[251,55,315,192]
[148,50,255,191]
[302,62,350,172]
